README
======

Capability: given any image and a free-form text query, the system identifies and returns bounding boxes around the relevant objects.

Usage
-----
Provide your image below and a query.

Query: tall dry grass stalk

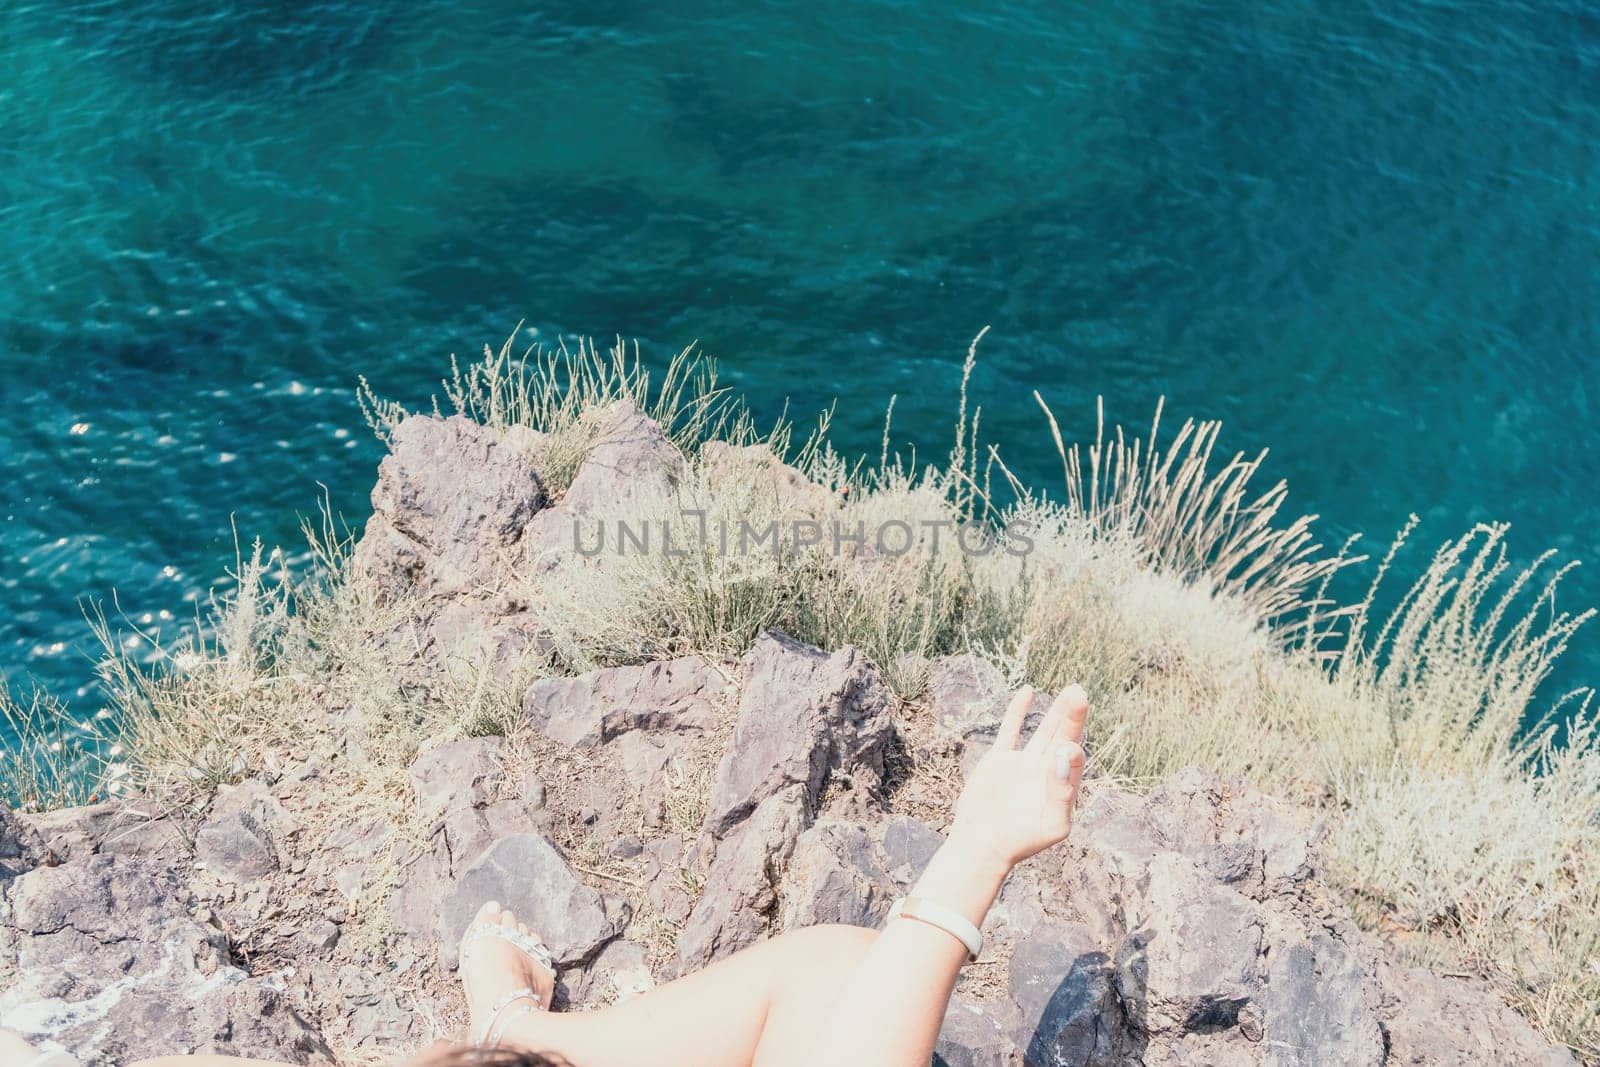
[90,539,310,803]
[0,685,109,811]
[1035,393,1357,631]
[360,329,748,495]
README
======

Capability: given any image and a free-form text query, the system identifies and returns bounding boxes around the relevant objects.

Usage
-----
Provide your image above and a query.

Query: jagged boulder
[16,800,180,866]
[925,653,1012,733]
[0,802,42,878]
[388,737,554,951]
[668,631,897,974]
[522,399,687,573]
[672,788,808,972]
[408,736,510,814]
[704,630,894,836]
[355,413,547,600]
[780,814,943,928]
[351,413,552,680]
[194,779,290,883]
[560,399,684,516]
[523,654,726,750]
[439,833,630,970]
[1049,770,1565,1067]
[697,440,833,518]
[938,998,1024,1067]
[1009,920,1130,1066]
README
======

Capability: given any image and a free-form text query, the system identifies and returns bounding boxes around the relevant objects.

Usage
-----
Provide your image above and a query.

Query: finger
[1053,683,1089,749]
[995,688,1033,750]
[1025,688,1068,754]
[1054,741,1086,798]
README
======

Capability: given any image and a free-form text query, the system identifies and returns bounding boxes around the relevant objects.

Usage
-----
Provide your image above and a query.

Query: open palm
[950,685,1090,868]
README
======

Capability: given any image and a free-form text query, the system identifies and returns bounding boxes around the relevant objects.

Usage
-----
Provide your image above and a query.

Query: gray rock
[194,808,276,883]
[299,918,341,952]
[208,983,330,1061]
[879,814,946,886]
[641,835,695,926]
[355,413,547,600]
[938,998,1022,1067]
[1,801,42,877]
[523,655,726,749]
[1063,771,1397,1066]
[388,789,554,949]
[408,736,507,814]
[607,834,645,860]
[672,789,806,973]
[560,400,685,516]
[924,654,1011,733]
[986,875,1050,960]
[705,630,894,837]
[3,404,1581,1067]
[1377,958,1577,1066]
[416,597,555,681]
[1008,920,1129,1067]
[1062,787,1160,946]
[94,814,183,861]
[520,770,548,810]
[1142,767,1318,901]
[572,938,655,1007]
[520,400,687,573]
[335,963,419,1049]
[194,780,288,883]
[0,853,328,1064]
[1258,919,1381,1067]
[697,441,832,518]
[669,632,898,973]
[501,423,549,468]
[614,731,681,829]
[439,833,627,969]
[18,800,175,865]
[779,814,943,929]
[1118,854,1263,1036]
[780,819,894,929]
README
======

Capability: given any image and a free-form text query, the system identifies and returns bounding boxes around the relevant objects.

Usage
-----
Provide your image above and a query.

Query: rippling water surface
[2,0,1597,734]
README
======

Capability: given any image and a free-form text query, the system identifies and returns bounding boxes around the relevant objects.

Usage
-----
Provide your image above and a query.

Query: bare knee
[783,921,878,968]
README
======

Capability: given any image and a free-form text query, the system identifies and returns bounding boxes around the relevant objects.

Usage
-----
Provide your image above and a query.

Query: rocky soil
[0,406,1577,1066]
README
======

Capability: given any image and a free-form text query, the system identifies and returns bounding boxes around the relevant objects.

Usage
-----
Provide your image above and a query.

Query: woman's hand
[948,685,1089,870]
[812,685,1088,1067]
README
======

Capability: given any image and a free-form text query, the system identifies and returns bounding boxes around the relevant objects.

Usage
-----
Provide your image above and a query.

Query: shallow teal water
[1,1,1597,732]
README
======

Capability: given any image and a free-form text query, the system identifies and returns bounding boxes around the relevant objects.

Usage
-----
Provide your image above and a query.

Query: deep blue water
[1,0,1597,735]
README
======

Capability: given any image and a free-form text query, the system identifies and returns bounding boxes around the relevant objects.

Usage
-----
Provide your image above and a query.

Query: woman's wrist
[943,822,1016,881]
[907,829,1013,936]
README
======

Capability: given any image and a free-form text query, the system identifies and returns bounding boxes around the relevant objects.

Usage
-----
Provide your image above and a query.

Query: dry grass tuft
[1034,393,1358,631]
[90,538,312,806]
[361,329,747,496]
[0,685,108,811]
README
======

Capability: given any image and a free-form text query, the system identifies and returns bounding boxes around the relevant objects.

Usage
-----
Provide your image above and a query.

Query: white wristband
[886,895,983,962]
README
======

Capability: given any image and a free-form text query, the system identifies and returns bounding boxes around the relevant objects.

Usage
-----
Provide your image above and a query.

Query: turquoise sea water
[1,1,1596,734]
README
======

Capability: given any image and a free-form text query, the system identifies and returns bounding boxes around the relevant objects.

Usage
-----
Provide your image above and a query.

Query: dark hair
[413,1044,572,1067]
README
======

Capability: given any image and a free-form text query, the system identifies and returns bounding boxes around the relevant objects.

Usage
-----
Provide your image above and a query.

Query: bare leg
[497,922,877,1067]
[89,911,879,1067]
